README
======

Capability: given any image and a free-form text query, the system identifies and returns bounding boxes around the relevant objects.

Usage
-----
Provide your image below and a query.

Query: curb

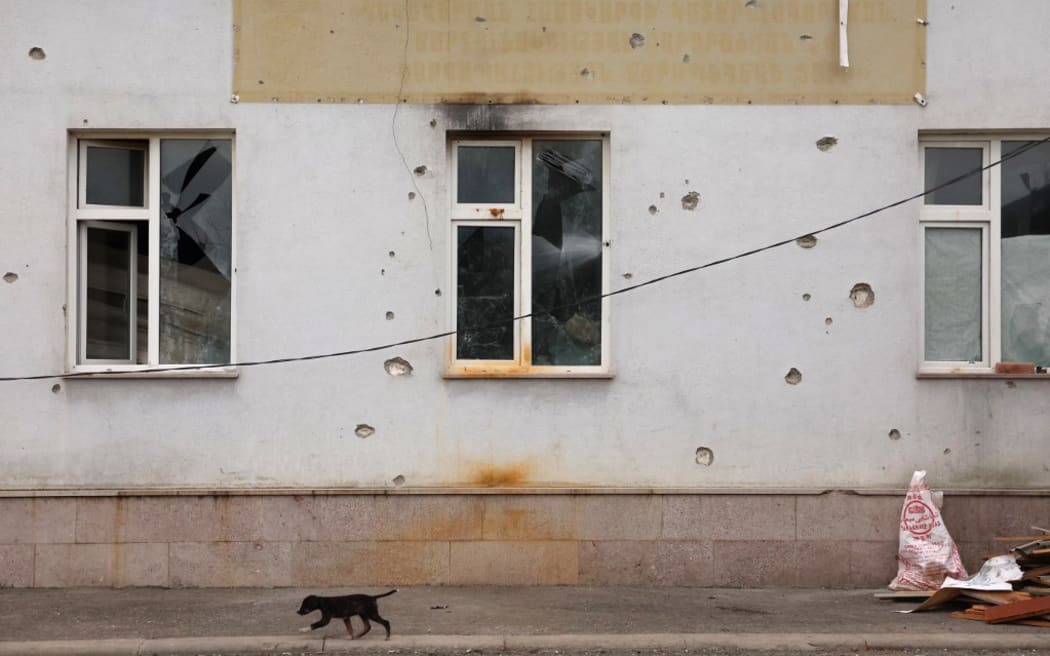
[2,632,1049,655]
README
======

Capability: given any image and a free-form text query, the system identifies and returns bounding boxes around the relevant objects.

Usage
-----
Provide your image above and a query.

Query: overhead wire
[2,136,1048,383]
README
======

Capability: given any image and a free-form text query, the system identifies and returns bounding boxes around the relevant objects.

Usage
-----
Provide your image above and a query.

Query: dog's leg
[357,616,372,639]
[310,612,331,630]
[371,613,391,640]
[343,617,355,638]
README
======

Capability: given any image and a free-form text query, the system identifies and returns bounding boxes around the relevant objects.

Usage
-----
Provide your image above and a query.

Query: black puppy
[297,589,397,639]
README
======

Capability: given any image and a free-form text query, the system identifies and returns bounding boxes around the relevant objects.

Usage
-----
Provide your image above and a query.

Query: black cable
[3,136,1047,382]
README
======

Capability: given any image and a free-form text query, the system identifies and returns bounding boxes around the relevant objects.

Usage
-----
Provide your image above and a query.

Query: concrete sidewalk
[0,586,1047,654]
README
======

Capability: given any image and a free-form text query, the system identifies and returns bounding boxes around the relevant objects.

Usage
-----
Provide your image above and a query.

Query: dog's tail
[373,589,398,599]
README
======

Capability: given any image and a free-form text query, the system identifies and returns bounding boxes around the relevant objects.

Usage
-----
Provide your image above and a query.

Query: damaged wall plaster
[785,368,802,385]
[3,272,18,283]
[850,283,875,308]
[355,424,375,438]
[681,191,700,211]
[695,447,714,466]
[384,357,414,376]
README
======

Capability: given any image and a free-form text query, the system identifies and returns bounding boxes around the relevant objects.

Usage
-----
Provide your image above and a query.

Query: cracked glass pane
[924,147,982,205]
[159,140,232,364]
[924,227,981,362]
[85,143,146,207]
[531,140,602,366]
[1001,140,1050,366]
[457,225,515,360]
[458,146,516,204]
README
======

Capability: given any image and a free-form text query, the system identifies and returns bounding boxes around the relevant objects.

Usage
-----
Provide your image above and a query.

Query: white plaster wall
[2,0,1049,491]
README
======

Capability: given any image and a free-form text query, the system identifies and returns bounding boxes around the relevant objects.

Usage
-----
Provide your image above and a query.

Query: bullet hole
[802,293,811,302]
[28,47,46,60]
[888,429,901,440]
[384,357,414,376]
[435,288,442,296]
[257,79,264,85]
[413,165,427,176]
[629,33,646,48]
[682,54,691,63]
[51,384,61,394]
[392,474,406,487]
[849,283,875,308]
[542,26,547,32]
[623,273,633,279]
[685,179,690,185]
[429,118,437,128]
[815,136,838,152]
[785,368,802,385]
[329,29,335,34]
[800,34,813,41]
[943,448,951,455]
[681,191,700,211]
[380,268,385,276]
[408,191,416,200]
[3,272,17,283]
[695,447,714,466]
[475,16,486,22]
[659,192,665,199]
[825,317,833,325]
[354,424,375,438]
[386,311,395,320]
[82,119,88,125]
[580,68,592,78]
[388,251,396,258]
[796,235,818,248]
[745,0,759,7]
[648,205,658,215]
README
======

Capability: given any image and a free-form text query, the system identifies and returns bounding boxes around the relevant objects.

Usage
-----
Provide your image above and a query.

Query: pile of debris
[880,529,1050,627]
[948,534,1050,626]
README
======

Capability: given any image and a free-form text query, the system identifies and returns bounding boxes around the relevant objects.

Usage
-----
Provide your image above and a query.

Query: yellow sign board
[234,0,925,105]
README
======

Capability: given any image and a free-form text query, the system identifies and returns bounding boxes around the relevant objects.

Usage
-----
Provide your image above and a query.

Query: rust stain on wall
[234,0,926,105]
[468,461,533,487]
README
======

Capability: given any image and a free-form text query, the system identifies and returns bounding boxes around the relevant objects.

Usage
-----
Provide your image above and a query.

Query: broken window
[449,136,608,375]
[1001,141,1050,366]
[71,136,234,372]
[920,136,1050,372]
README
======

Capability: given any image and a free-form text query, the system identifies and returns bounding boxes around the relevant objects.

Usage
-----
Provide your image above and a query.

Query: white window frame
[77,221,139,365]
[67,133,237,376]
[445,134,611,378]
[918,134,1047,374]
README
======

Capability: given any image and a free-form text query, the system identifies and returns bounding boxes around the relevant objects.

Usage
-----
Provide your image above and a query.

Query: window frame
[918,134,1048,374]
[77,220,139,366]
[66,132,237,376]
[445,134,611,378]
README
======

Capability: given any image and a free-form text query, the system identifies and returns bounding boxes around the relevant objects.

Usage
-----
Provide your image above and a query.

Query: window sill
[64,368,238,380]
[444,368,613,380]
[917,371,1050,380]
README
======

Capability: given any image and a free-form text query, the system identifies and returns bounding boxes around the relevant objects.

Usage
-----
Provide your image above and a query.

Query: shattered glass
[1001,141,1050,366]
[458,146,516,204]
[924,228,982,362]
[159,140,232,364]
[924,147,982,205]
[456,226,515,360]
[531,140,602,366]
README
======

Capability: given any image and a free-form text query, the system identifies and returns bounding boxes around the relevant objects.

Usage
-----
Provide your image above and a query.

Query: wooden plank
[874,590,935,600]
[984,596,1050,624]
[962,590,1031,606]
